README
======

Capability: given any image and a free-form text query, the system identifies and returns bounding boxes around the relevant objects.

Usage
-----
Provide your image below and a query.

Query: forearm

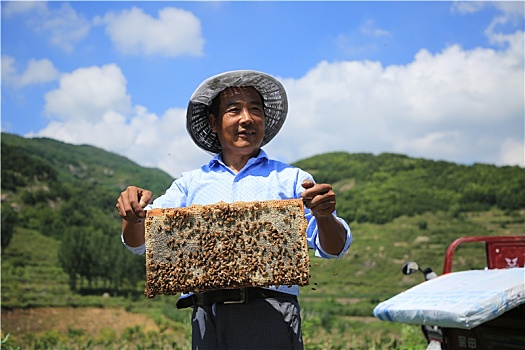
[122,220,146,248]
[316,214,347,255]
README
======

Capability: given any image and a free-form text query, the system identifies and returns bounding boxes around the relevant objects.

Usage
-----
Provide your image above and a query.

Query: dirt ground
[1,307,159,338]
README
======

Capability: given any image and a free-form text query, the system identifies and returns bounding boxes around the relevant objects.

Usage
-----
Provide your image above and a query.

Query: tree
[1,203,18,250]
[59,224,146,293]
[58,227,104,290]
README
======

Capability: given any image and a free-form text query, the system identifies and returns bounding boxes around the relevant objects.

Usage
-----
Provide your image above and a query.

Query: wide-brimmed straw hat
[186,70,288,153]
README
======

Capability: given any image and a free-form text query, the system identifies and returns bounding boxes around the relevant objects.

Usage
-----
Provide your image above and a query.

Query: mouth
[237,129,256,136]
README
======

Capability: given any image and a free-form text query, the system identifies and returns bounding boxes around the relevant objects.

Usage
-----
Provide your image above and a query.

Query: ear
[208,113,217,133]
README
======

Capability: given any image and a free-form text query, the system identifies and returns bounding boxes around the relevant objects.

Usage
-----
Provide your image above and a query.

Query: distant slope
[1,132,174,197]
[293,152,524,224]
[1,132,174,251]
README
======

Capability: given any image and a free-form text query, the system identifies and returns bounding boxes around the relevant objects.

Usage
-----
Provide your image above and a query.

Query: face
[209,87,265,156]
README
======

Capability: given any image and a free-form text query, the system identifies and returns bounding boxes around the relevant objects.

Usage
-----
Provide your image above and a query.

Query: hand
[301,180,336,218]
[116,186,153,223]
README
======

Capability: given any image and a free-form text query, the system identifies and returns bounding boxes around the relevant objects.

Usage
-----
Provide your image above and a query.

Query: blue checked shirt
[122,149,352,296]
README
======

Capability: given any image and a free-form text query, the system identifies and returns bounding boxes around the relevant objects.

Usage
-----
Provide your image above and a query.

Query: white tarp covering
[373,268,525,329]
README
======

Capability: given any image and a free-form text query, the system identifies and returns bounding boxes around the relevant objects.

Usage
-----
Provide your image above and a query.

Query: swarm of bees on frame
[144,199,310,297]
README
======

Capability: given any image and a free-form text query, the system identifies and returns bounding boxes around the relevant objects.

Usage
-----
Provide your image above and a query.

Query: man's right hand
[116,186,153,223]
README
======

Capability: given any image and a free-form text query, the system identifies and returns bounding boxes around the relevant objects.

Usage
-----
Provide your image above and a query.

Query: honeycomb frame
[144,199,310,297]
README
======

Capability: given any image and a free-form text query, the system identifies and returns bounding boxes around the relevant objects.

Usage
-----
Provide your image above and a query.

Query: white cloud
[9,2,91,52]
[451,1,486,14]
[493,1,525,17]
[95,7,204,57]
[38,3,91,53]
[44,64,132,122]
[452,1,524,17]
[452,1,525,43]
[360,19,391,37]
[335,19,390,56]
[1,56,17,86]
[1,55,60,88]
[20,58,61,86]
[1,1,47,17]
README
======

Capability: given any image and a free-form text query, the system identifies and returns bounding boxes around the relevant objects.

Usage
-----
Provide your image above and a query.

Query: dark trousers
[191,296,303,350]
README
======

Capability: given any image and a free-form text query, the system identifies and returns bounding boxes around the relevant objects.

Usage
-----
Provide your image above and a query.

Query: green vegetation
[1,132,524,349]
[294,152,524,224]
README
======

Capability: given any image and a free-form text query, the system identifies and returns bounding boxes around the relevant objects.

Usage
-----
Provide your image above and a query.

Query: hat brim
[186,70,288,153]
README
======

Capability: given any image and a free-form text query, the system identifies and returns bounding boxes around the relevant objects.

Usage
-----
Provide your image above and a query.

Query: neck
[221,149,260,173]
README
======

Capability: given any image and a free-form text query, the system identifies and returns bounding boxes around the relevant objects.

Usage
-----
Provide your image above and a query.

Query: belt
[176,287,295,309]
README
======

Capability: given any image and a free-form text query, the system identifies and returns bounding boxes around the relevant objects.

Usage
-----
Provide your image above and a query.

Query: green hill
[1,132,172,195]
[1,132,524,349]
[294,151,524,224]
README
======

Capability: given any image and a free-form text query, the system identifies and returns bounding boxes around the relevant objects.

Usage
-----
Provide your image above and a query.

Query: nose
[239,108,254,124]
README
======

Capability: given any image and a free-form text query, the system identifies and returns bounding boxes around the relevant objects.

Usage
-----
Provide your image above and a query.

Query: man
[116,70,352,349]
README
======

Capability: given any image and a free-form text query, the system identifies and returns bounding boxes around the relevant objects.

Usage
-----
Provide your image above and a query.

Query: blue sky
[2,1,524,177]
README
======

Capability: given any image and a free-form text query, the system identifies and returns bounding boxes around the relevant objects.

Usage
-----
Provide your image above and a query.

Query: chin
[234,143,261,153]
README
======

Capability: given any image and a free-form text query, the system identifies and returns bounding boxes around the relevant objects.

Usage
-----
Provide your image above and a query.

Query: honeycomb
[144,199,310,297]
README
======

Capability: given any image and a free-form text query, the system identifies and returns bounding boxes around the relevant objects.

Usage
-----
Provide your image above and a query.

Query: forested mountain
[1,132,524,297]
[294,152,524,224]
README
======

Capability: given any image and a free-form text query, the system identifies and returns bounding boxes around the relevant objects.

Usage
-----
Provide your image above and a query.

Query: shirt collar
[208,149,269,169]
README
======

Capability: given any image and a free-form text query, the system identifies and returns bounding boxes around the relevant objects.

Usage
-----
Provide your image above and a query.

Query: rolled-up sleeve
[120,202,153,255]
[305,210,352,259]
[121,234,146,255]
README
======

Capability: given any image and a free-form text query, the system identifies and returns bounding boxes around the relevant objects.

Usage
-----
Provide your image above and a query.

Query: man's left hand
[301,180,336,218]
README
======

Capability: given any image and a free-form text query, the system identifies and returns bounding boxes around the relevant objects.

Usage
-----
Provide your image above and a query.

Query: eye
[225,107,240,115]
[250,106,264,116]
